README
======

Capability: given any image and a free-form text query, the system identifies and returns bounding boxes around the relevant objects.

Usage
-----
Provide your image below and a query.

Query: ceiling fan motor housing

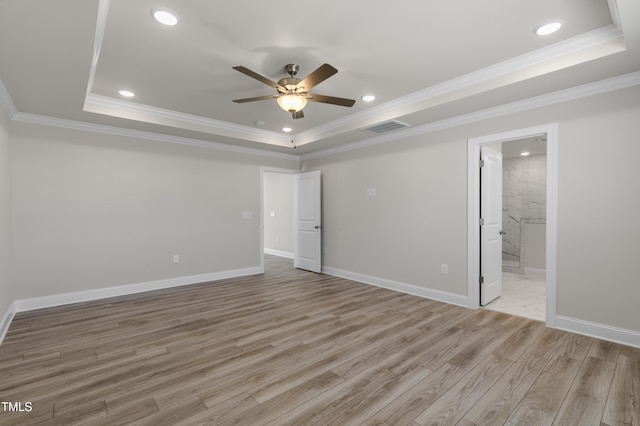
[277,77,304,94]
[285,64,299,76]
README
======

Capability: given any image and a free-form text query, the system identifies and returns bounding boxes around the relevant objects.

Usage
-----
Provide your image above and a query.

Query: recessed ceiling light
[118,90,135,97]
[282,127,292,133]
[534,21,562,36]
[362,95,376,102]
[152,9,178,26]
[520,151,531,156]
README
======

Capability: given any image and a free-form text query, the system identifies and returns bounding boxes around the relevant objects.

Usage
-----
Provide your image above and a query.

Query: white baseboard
[263,248,294,259]
[323,266,468,308]
[556,315,640,349]
[13,266,263,313]
[0,301,16,346]
[6,266,639,351]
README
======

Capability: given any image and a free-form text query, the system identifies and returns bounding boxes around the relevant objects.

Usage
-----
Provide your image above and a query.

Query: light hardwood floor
[0,255,638,425]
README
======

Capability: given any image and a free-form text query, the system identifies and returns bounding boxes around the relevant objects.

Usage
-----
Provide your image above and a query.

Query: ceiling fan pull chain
[290,115,296,148]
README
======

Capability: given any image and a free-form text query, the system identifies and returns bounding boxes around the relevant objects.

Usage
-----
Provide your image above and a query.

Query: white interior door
[294,170,322,273]
[480,147,503,305]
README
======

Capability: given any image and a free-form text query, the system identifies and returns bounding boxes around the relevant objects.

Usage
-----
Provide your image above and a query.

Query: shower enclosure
[502,153,547,274]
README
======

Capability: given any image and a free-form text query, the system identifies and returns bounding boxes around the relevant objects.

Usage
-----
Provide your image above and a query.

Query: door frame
[467,123,558,327]
[260,167,299,272]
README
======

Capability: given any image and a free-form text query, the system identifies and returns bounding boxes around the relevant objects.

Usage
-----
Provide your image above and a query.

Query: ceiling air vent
[361,119,411,134]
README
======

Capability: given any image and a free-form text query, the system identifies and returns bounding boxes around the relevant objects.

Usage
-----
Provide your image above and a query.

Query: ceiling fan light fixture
[277,95,307,112]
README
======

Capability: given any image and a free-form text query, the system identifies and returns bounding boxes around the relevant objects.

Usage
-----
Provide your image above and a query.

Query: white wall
[523,223,546,271]
[10,122,298,300]
[0,108,12,330]
[263,172,294,256]
[303,86,640,334]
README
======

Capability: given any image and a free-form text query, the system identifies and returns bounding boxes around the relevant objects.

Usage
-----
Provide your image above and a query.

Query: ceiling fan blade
[291,110,304,119]
[232,95,277,103]
[297,63,338,91]
[232,66,284,90]
[307,93,355,107]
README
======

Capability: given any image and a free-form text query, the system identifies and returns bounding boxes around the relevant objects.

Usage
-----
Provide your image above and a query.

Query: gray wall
[2,85,640,339]
[0,109,12,321]
[263,172,294,256]
[10,122,298,299]
[303,86,640,333]
[304,135,468,296]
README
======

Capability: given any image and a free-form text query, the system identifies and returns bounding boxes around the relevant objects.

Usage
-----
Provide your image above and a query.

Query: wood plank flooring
[0,255,638,425]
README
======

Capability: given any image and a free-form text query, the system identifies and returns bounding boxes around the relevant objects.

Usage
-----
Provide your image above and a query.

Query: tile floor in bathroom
[482,271,546,322]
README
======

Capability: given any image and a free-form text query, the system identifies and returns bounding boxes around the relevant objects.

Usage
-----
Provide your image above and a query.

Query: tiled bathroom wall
[503,154,546,272]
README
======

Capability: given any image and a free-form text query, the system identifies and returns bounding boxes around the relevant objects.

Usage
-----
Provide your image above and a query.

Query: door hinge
[479,159,485,168]
[479,276,484,284]
[479,218,484,226]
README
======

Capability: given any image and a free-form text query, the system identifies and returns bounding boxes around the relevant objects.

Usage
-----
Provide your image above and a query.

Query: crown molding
[7,71,639,164]
[11,112,300,162]
[83,0,625,151]
[0,77,17,119]
[294,24,624,147]
[86,0,291,149]
[608,0,621,28]
[83,94,293,147]
[300,71,640,161]
[85,0,110,100]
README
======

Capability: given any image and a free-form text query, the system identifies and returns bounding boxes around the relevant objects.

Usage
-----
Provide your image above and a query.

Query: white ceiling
[1,0,639,158]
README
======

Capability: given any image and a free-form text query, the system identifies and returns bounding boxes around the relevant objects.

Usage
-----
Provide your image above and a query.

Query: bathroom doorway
[467,123,558,327]
[483,136,547,321]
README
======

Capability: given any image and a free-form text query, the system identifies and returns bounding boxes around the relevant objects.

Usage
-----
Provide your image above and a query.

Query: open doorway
[467,124,558,327]
[262,170,295,260]
[260,167,323,273]
[483,137,547,321]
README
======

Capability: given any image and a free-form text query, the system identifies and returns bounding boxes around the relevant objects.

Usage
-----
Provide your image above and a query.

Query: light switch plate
[242,211,252,219]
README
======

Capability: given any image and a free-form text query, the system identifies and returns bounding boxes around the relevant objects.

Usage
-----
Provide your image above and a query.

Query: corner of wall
[0,86,14,348]
[0,302,16,346]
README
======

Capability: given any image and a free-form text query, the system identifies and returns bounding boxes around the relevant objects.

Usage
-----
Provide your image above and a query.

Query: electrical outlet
[440,264,448,275]
[173,255,180,264]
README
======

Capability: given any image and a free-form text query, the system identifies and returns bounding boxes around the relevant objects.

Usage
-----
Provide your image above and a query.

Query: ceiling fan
[232,63,355,119]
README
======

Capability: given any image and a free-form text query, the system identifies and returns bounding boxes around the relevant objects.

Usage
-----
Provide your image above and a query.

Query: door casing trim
[467,123,558,328]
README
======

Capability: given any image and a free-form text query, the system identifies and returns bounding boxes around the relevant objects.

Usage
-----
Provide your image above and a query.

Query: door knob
[499,230,506,235]
[314,225,320,229]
